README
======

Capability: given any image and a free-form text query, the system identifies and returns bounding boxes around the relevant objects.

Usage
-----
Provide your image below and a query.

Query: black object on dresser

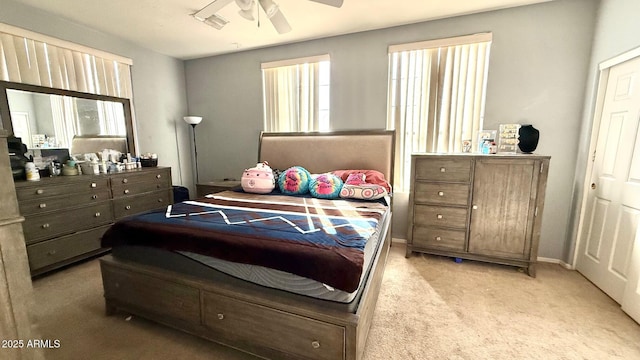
[14,167,173,276]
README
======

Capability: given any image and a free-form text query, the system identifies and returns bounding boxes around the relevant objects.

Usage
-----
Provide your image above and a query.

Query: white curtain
[262,62,322,132]
[0,25,132,98]
[387,35,491,191]
[50,95,78,148]
[97,101,127,135]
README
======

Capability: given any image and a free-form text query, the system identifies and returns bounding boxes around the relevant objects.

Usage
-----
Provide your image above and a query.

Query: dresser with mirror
[1,80,173,276]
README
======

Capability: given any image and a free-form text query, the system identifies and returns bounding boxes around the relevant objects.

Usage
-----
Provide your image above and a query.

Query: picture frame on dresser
[406,153,550,276]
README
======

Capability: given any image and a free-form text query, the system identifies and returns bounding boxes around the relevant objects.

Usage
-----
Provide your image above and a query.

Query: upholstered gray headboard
[258,130,395,186]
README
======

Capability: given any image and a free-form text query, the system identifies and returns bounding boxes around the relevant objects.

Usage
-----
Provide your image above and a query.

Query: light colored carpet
[28,244,640,360]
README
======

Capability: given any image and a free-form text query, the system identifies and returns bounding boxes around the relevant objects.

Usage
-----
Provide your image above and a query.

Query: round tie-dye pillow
[278,166,311,195]
[309,173,343,199]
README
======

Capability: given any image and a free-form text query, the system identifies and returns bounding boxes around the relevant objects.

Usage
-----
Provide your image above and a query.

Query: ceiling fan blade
[309,0,344,8]
[269,10,291,34]
[194,0,234,20]
[258,0,292,34]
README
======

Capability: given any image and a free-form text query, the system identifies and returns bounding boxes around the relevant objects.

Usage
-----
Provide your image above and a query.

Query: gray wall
[1,0,192,193]
[2,0,624,263]
[185,0,599,261]
[566,0,640,262]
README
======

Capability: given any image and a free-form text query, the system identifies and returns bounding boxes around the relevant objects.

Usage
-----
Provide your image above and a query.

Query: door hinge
[592,150,596,162]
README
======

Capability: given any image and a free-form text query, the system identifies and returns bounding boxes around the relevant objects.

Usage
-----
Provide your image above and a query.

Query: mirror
[0,80,135,155]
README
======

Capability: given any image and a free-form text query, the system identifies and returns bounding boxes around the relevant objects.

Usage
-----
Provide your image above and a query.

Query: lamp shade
[183,116,203,125]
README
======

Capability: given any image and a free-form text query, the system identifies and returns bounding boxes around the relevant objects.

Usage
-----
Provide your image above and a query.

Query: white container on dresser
[14,167,172,276]
[406,154,550,276]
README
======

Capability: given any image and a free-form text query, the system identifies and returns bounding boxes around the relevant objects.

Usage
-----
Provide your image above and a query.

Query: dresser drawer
[413,182,469,206]
[110,168,171,186]
[413,205,468,229]
[22,202,114,244]
[412,226,466,251]
[414,158,472,182]
[27,225,110,272]
[18,189,111,216]
[102,265,200,324]
[112,190,172,219]
[202,291,344,360]
[111,180,170,198]
[16,178,109,201]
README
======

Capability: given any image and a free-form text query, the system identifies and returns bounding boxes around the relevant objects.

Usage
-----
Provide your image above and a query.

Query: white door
[576,55,640,323]
[622,228,640,322]
[10,112,32,148]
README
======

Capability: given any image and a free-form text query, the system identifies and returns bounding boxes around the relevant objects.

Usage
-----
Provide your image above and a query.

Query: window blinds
[0,23,133,99]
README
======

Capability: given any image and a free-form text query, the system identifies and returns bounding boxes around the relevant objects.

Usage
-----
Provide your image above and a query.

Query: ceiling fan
[192,0,344,34]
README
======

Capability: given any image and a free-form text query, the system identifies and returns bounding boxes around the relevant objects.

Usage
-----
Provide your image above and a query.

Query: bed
[99,130,395,360]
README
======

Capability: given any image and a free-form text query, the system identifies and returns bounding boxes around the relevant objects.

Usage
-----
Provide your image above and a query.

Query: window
[0,23,133,99]
[262,54,330,132]
[387,33,492,191]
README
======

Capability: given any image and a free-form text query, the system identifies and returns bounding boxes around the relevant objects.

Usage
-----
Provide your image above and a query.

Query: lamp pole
[191,123,199,184]
[183,116,203,186]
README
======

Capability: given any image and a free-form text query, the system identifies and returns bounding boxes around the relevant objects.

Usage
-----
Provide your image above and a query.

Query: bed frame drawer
[102,266,200,324]
[202,291,345,360]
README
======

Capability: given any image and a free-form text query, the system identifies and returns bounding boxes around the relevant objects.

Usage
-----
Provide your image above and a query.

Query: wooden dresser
[14,166,172,276]
[407,154,550,276]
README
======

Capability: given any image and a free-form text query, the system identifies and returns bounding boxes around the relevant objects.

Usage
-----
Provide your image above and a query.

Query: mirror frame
[0,80,135,154]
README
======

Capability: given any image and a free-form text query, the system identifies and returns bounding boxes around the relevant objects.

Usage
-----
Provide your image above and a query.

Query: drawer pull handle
[92,195,98,200]
[437,214,443,219]
[217,313,225,320]
[91,182,97,188]
[440,167,446,172]
[156,174,162,179]
[95,212,101,217]
[42,223,50,229]
[438,191,444,197]
[124,189,130,194]
[158,198,164,203]
[125,205,131,210]
[311,341,321,349]
[122,179,128,184]
[47,250,56,256]
[473,205,478,210]
[36,189,44,195]
[157,184,161,189]
[39,203,47,209]
[435,236,442,241]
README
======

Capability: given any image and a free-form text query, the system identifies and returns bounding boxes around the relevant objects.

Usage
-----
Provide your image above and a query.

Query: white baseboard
[391,237,407,244]
[537,257,574,270]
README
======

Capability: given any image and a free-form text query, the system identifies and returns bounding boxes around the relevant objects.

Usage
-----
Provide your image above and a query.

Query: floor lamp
[183,116,203,184]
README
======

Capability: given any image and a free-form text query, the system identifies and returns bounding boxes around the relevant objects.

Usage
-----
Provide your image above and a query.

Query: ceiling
[12,0,551,60]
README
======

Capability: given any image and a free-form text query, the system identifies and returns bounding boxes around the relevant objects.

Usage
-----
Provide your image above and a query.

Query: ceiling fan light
[238,8,255,21]
[235,0,254,11]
